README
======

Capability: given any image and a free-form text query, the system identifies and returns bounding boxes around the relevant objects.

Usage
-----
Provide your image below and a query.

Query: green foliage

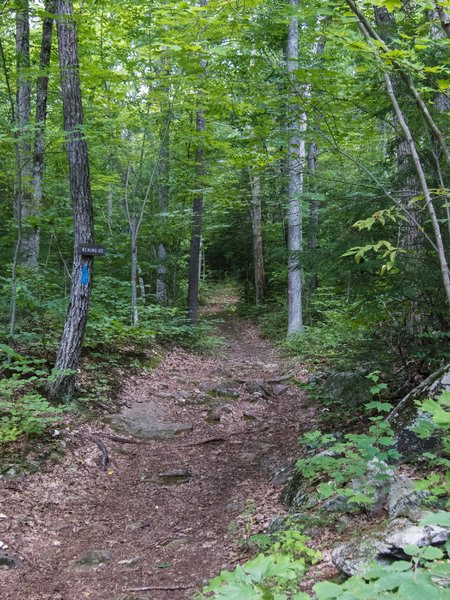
[193,553,308,600]
[281,288,374,367]
[313,559,449,600]
[270,529,322,566]
[0,354,65,444]
[0,394,64,444]
[296,389,400,508]
[342,240,403,276]
[412,391,450,504]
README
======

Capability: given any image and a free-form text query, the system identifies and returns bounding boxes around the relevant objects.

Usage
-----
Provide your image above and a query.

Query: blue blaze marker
[81,265,89,286]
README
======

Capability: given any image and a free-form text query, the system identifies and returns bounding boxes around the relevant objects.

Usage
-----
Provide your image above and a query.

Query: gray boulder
[387,362,450,458]
[332,512,449,576]
[319,366,374,408]
[387,475,430,518]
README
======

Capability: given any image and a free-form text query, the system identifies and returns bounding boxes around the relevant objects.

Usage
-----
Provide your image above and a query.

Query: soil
[0,291,336,599]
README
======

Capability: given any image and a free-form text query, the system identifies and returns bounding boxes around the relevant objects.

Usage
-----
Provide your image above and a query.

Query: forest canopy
[0,0,448,403]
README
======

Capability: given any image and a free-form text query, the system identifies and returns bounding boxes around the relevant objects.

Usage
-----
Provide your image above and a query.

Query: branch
[345,0,450,169]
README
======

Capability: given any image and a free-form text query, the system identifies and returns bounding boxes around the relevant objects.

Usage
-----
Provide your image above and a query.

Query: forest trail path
[1,290,319,600]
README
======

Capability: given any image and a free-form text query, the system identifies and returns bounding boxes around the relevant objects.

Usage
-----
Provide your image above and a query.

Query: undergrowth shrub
[0,347,64,444]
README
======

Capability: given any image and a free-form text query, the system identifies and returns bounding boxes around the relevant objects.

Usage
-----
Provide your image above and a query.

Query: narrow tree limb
[187,436,227,446]
[346,0,450,169]
[79,434,109,470]
[124,585,189,592]
[93,432,139,444]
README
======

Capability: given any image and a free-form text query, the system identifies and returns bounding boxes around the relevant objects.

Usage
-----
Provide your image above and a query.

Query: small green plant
[193,553,310,600]
[0,353,65,444]
[412,391,450,504]
[0,394,64,443]
[227,499,259,551]
[271,529,322,566]
[313,557,449,600]
[296,375,400,509]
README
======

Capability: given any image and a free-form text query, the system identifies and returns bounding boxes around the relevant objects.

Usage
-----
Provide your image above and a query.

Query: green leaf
[420,546,443,561]
[313,581,342,599]
[403,544,420,557]
[419,512,450,527]
[318,482,335,499]
[398,575,441,600]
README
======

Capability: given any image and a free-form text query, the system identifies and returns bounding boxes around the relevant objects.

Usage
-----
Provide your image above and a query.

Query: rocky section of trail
[0,307,320,600]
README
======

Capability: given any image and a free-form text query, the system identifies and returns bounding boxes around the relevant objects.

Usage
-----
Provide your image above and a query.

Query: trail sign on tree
[77,244,106,257]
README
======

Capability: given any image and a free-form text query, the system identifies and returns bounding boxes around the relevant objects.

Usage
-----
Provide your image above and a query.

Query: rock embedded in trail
[154,468,191,484]
[272,384,289,396]
[209,386,239,399]
[68,549,112,573]
[0,555,23,569]
[109,404,193,440]
[245,379,270,398]
[112,416,193,440]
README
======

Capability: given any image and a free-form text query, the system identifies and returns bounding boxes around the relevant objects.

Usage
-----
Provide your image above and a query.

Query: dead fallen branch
[93,432,138,444]
[187,436,227,446]
[124,585,190,592]
[79,434,109,470]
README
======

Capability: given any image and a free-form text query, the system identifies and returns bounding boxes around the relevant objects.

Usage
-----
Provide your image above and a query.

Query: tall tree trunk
[287,0,305,335]
[16,0,38,268]
[130,211,138,325]
[48,0,95,403]
[249,164,265,303]
[187,104,205,323]
[31,0,54,266]
[137,264,146,305]
[187,9,207,324]
[307,141,319,293]
[156,110,170,305]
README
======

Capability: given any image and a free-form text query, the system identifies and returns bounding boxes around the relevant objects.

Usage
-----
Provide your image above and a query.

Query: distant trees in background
[0,0,448,400]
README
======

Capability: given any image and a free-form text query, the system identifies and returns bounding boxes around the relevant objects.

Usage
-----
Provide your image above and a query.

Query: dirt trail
[0,294,318,600]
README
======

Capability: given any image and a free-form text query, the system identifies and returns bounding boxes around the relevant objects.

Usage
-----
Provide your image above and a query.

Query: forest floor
[0,289,339,600]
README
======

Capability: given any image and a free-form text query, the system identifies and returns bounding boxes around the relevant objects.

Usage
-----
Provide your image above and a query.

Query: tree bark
[15,0,38,268]
[31,0,54,267]
[187,8,207,324]
[131,211,138,325]
[434,2,450,39]
[287,0,304,335]
[187,105,205,324]
[307,141,319,293]
[156,108,170,305]
[249,164,265,303]
[48,0,95,403]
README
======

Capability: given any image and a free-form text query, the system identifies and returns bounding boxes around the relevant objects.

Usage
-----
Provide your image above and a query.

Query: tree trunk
[137,264,146,304]
[156,109,170,305]
[187,104,205,324]
[350,4,450,306]
[307,141,319,293]
[249,164,265,303]
[187,16,207,324]
[287,0,304,335]
[131,211,138,325]
[48,0,95,403]
[31,0,54,267]
[16,1,38,268]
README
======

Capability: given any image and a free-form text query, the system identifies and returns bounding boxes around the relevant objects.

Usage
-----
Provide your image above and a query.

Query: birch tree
[286,0,305,334]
